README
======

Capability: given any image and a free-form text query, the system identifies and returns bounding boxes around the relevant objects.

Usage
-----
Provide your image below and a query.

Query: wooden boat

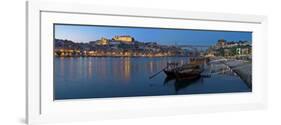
[164,57,206,80]
[174,64,203,80]
[163,62,179,78]
[163,69,176,78]
[163,63,203,80]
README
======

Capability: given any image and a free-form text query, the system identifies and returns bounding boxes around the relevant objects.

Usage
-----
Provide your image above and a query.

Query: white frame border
[26,1,267,124]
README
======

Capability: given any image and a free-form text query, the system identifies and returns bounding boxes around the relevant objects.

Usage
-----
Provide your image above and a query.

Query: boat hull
[163,70,176,78]
[164,64,203,80]
[174,71,202,80]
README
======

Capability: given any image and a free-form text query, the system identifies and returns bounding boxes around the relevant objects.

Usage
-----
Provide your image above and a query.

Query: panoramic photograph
[53,24,252,100]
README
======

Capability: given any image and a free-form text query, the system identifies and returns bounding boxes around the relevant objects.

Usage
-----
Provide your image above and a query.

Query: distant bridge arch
[176,45,210,48]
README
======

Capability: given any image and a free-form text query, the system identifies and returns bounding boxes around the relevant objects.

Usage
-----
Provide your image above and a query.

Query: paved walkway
[224,60,252,87]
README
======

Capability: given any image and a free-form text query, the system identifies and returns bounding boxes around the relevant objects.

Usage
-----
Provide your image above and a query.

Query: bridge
[175,45,211,52]
[176,45,210,48]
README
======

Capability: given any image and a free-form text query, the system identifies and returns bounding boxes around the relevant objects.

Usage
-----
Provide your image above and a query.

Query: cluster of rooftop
[206,39,252,59]
[54,35,187,57]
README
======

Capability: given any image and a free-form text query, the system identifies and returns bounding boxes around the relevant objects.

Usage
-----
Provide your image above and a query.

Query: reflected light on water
[149,61,153,73]
[59,57,64,79]
[69,57,74,79]
[124,57,131,81]
[54,57,251,100]
[87,60,93,79]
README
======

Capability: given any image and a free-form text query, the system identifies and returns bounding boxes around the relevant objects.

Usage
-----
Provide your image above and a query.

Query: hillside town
[54,35,186,57]
[206,39,252,60]
[54,35,251,59]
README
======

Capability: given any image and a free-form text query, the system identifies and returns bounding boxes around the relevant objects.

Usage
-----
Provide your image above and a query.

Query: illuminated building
[97,37,109,45]
[216,39,226,48]
[112,35,134,44]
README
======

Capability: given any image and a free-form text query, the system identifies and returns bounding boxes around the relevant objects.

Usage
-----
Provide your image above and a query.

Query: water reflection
[54,57,251,100]
[124,57,131,81]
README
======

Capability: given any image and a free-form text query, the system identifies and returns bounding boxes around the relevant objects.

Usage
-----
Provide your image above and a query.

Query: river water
[54,57,251,100]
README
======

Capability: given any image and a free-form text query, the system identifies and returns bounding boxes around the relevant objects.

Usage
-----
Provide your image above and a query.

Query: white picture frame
[26,1,267,124]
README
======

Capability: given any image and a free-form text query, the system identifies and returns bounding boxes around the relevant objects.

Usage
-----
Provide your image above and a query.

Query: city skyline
[55,24,252,45]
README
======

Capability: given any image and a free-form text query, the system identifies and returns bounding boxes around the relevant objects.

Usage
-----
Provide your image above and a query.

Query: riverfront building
[54,35,186,57]
[211,39,252,58]
[216,39,226,48]
[96,36,135,45]
[112,35,134,44]
[97,37,109,45]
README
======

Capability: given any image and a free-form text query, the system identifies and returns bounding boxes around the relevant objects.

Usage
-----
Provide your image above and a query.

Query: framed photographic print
[26,1,267,124]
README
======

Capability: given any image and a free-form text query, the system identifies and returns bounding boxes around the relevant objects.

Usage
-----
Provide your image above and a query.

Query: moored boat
[174,64,203,80]
[163,58,205,80]
[163,69,176,78]
[163,62,180,78]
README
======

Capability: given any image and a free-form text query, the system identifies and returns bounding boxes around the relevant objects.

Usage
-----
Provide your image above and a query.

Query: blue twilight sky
[54,24,252,46]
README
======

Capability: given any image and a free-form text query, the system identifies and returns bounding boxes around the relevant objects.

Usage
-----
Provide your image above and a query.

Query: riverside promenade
[208,57,252,88]
[224,60,252,88]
